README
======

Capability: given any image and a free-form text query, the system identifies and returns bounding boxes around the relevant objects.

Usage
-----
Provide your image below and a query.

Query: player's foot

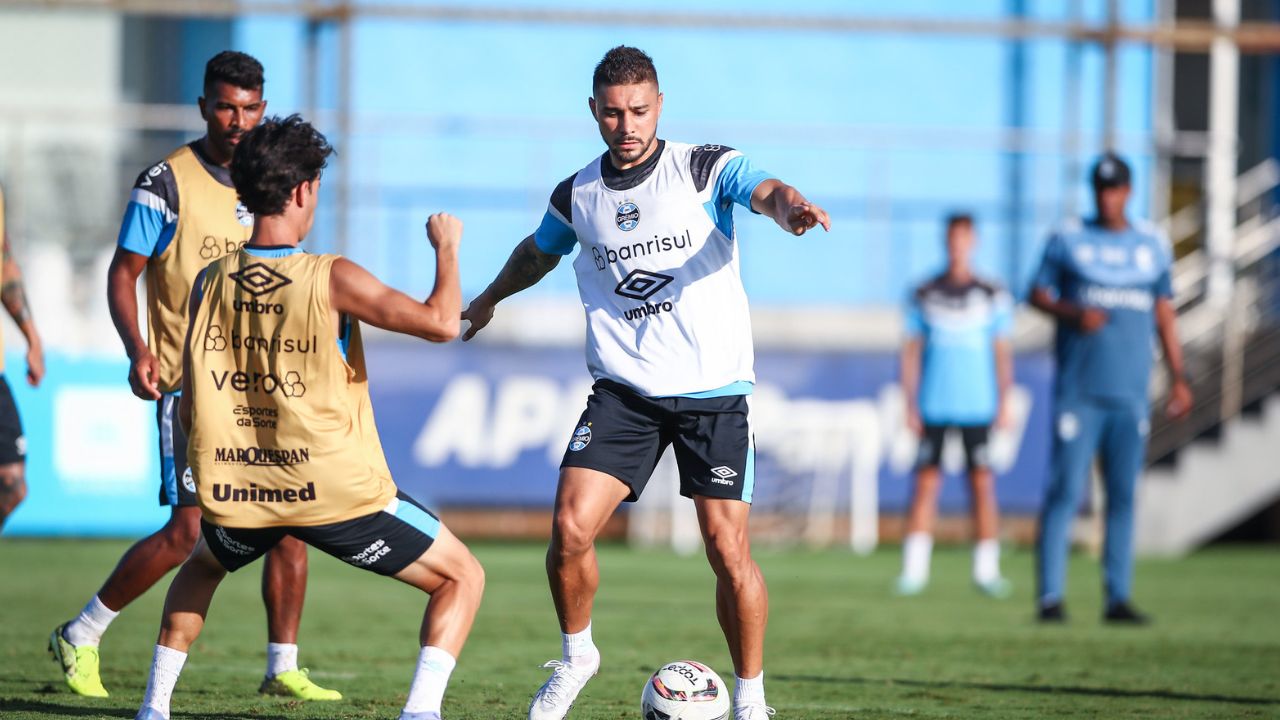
[1104,601,1151,625]
[974,576,1013,599]
[892,575,927,596]
[528,654,599,720]
[48,623,109,697]
[397,712,441,720]
[258,668,343,700]
[734,702,777,719]
[1037,601,1066,623]
[135,707,169,720]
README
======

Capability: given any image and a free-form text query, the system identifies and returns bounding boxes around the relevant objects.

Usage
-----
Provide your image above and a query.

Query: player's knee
[458,551,485,600]
[551,512,596,557]
[704,526,751,577]
[161,513,201,553]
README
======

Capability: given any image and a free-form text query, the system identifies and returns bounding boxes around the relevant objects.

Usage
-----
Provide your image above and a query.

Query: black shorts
[157,393,196,507]
[917,424,991,471]
[203,491,441,575]
[0,376,24,465]
[560,380,755,503]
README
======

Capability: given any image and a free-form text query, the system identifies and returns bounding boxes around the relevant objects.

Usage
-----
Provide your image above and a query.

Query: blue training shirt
[906,274,1013,425]
[1033,218,1173,405]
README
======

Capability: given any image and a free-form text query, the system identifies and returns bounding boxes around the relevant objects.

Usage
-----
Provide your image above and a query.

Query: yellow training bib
[188,250,396,528]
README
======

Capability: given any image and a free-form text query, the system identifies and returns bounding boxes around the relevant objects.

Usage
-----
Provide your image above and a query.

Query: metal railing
[1147,162,1280,465]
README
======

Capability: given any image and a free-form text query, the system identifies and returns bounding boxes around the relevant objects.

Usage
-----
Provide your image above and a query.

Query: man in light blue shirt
[898,213,1014,598]
[1030,153,1192,624]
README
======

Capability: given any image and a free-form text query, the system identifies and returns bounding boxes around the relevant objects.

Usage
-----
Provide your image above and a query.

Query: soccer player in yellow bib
[0,182,46,532]
[132,115,484,720]
[51,52,336,701]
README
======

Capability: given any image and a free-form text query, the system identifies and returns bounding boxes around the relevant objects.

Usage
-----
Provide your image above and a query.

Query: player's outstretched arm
[1,232,43,387]
[460,234,560,341]
[108,247,162,399]
[750,179,831,236]
[331,213,462,342]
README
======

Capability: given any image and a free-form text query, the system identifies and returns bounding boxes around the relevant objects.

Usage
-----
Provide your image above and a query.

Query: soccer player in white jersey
[463,46,830,720]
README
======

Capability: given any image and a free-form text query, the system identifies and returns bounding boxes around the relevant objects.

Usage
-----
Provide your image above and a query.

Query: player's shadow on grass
[772,674,1280,706]
[0,698,291,719]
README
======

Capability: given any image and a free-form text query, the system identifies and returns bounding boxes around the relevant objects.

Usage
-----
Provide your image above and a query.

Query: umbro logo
[615,269,673,301]
[709,466,738,485]
[229,262,292,297]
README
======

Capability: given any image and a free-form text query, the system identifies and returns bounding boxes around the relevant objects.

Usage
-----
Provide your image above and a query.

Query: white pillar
[1204,0,1240,306]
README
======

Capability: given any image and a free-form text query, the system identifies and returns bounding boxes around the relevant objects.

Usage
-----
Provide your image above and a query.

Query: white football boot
[527,654,599,720]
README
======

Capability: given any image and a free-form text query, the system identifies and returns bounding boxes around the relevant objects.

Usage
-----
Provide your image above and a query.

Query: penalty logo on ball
[569,423,592,452]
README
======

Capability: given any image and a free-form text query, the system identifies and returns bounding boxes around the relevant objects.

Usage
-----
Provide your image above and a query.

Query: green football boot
[259,668,343,701]
[48,624,109,697]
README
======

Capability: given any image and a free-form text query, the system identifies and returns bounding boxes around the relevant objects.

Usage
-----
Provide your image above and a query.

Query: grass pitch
[1,538,1277,719]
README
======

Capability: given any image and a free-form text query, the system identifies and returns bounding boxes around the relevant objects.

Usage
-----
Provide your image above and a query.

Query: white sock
[562,623,597,665]
[141,644,187,716]
[266,642,298,678]
[734,671,765,706]
[973,538,1001,584]
[901,532,933,583]
[403,646,457,714]
[64,595,119,647]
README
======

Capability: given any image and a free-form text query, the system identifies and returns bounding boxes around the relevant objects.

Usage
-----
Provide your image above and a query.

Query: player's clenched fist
[426,213,463,250]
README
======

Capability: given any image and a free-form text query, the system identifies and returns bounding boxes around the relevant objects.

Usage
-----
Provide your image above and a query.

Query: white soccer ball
[640,660,731,720]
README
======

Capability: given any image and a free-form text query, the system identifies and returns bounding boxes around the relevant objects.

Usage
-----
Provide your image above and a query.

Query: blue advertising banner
[4,344,1056,537]
[367,343,1056,515]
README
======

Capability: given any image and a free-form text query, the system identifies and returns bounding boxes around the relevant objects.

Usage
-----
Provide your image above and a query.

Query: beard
[609,134,654,166]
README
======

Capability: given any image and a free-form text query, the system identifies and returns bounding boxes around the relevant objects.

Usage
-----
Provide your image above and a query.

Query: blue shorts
[157,392,196,507]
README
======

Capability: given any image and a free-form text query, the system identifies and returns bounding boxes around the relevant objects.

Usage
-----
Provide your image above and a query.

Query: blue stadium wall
[165,0,1157,305]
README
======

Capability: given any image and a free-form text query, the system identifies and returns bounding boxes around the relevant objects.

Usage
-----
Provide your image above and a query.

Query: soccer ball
[640,660,731,720]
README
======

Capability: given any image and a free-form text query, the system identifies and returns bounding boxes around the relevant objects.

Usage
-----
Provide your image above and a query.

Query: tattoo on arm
[1,279,31,325]
[488,236,560,300]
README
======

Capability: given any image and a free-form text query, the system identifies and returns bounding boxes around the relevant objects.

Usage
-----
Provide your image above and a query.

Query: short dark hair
[231,114,333,217]
[945,212,974,231]
[593,46,658,93]
[204,51,264,95]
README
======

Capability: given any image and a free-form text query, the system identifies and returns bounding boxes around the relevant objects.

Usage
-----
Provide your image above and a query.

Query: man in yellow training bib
[134,115,483,720]
[51,51,333,702]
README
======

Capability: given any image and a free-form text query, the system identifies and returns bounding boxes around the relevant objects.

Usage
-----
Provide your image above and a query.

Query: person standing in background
[897,213,1013,598]
[1030,153,1192,624]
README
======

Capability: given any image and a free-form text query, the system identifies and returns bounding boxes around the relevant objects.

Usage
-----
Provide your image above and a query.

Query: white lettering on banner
[412,374,592,468]
[411,375,1033,476]
[413,374,490,467]
[489,377,565,465]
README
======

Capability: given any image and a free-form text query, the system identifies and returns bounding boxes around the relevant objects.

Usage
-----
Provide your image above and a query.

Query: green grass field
[1,539,1277,719]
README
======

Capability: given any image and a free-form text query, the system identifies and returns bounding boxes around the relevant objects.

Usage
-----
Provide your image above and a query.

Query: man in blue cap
[1030,152,1193,624]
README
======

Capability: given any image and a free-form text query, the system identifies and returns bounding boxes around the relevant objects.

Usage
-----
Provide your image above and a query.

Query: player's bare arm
[750,179,831,236]
[900,337,923,434]
[107,247,162,400]
[460,234,561,341]
[1155,296,1193,419]
[1029,287,1107,333]
[331,213,462,342]
[0,232,43,387]
[994,338,1014,428]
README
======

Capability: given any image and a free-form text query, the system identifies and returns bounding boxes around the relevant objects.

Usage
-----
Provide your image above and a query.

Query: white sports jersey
[534,140,773,397]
